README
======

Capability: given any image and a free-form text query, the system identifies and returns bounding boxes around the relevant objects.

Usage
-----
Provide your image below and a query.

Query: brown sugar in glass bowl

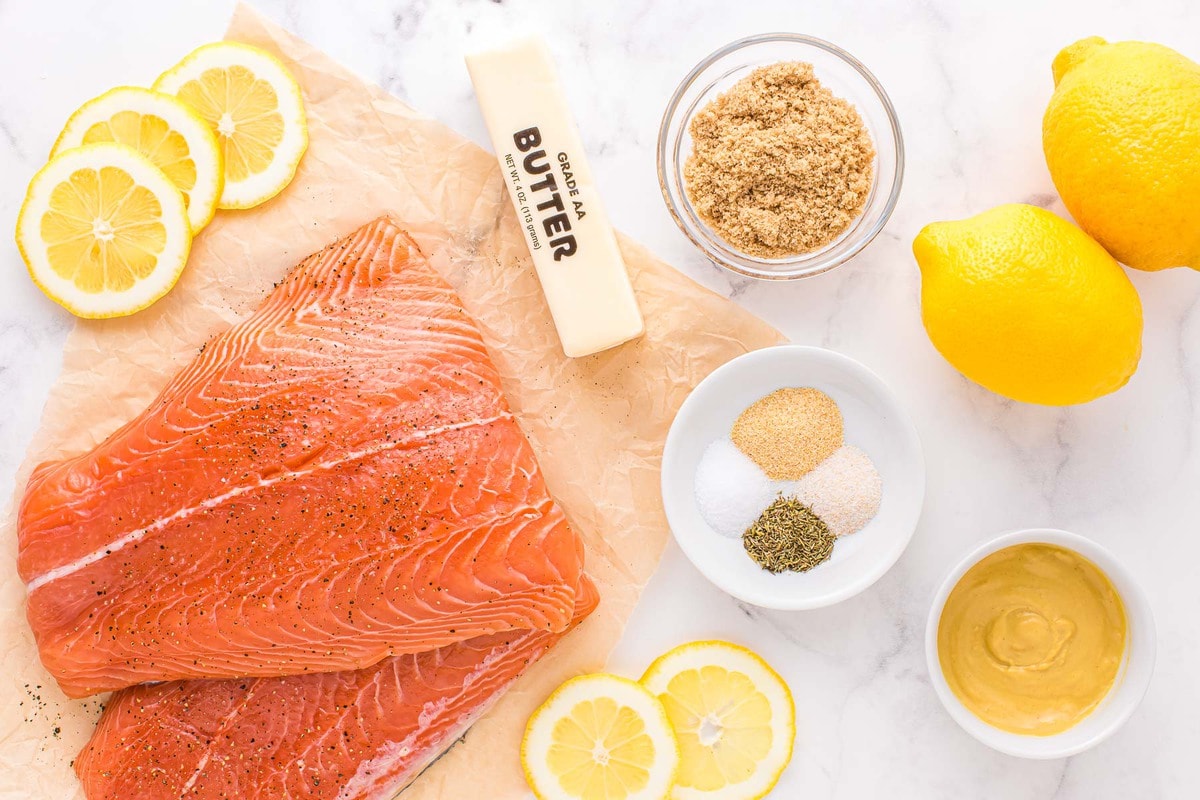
[684,62,876,259]
[658,34,904,280]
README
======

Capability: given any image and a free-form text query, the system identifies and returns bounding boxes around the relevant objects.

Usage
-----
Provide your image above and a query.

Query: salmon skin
[77,578,598,800]
[18,217,587,698]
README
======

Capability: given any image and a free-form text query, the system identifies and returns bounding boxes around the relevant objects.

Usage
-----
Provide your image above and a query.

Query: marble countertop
[2,1,1197,797]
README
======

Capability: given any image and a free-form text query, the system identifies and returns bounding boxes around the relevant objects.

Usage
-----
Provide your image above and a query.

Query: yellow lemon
[154,42,307,210]
[51,86,223,233]
[640,642,794,800]
[1044,37,1200,271]
[15,143,192,318]
[913,204,1142,406]
[522,673,680,800]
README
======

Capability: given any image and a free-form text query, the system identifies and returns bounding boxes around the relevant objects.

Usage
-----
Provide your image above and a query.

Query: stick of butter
[466,37,645,359]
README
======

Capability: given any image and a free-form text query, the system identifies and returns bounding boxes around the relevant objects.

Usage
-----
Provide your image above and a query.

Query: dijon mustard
[937,543,1127,736]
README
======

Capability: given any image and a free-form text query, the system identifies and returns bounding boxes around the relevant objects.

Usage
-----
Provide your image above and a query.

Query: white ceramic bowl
[925,528,1156,759]
[660,345,924,609]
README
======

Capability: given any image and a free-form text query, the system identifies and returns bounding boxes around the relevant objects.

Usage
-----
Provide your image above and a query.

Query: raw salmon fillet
[18,217,587,698]
[76,578,598,800]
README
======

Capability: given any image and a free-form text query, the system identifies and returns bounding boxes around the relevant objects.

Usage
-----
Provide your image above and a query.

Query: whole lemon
[914,204,1142,406]
[1044,37,1200,271]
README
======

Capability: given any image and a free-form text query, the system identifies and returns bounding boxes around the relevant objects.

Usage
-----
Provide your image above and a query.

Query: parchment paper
[0,5,783,798]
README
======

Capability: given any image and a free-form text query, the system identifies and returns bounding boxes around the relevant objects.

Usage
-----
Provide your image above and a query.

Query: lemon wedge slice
[52,86,223,233]
[641,642,795,800]
[523,673,680,800]
[154,42,307,210]
[15,143,191,318]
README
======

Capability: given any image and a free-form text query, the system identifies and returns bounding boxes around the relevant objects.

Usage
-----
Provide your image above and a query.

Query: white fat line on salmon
[25,412,514,594]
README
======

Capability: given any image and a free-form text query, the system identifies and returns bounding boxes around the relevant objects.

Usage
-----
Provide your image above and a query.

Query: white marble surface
[2,0,1198,797]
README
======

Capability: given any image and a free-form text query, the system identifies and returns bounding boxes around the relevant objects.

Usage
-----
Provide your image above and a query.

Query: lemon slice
[641,642,795,800]
[51,86,223,233]
[153,42,307,210]
[523,673,680,800]
[15,143,191,318]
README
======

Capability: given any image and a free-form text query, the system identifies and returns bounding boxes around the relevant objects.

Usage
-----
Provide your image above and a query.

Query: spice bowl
[925,529,1156,759]
[661,345,924,610]
[657,33,904,280]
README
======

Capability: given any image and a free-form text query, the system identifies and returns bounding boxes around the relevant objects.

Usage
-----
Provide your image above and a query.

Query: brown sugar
[683,62,876,259]
[732,387,843,479]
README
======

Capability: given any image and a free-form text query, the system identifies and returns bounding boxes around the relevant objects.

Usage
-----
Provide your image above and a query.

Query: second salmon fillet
[76,579,599,800]
[17,217,588,698]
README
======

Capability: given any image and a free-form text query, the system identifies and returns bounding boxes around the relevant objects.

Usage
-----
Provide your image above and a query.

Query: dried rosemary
[743,496,835,573]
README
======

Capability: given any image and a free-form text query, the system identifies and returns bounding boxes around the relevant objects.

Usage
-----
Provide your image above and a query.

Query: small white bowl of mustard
[925,528,1155,759]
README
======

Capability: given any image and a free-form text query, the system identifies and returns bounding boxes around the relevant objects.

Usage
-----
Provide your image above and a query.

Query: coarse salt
[694,438,777,538]
[787,445,881,537]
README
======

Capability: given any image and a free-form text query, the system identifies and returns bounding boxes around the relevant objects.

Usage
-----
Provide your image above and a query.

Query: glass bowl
[657,33,904,280]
